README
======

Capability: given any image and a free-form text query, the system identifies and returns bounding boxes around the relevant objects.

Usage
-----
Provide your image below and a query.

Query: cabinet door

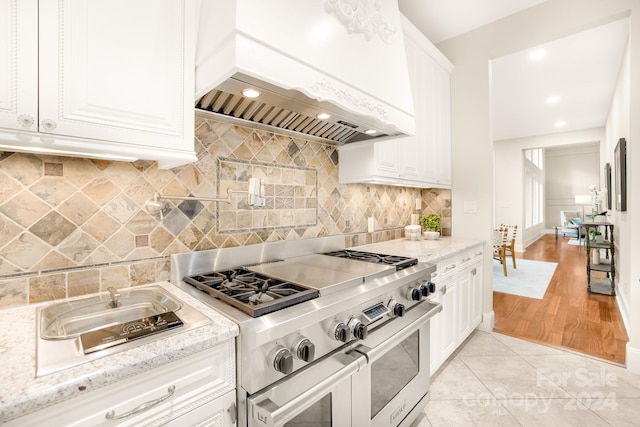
[373,139,400,178]
[0,0,38,131]
[456,270,472,341]
[439,277,457,362]
[38,0,193,151]
[170,390,236,427]
[429,290,442,375]
[470,260,483,328]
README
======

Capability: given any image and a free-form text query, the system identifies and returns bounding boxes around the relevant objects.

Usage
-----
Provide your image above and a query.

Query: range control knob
[294,338,315,362]
[270,346,293,374]
[331,321,350,343]
[420,281,436,297]
[387,299,406,317]
[408,286,422,301]
[348,318,368,340]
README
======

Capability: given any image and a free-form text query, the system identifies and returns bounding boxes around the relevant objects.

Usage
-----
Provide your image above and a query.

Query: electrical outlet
[367,217,374,232]
[463,201,477,214]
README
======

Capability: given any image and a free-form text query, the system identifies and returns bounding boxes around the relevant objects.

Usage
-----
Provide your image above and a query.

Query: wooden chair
[501,224,518,269]
[493,226,509,276]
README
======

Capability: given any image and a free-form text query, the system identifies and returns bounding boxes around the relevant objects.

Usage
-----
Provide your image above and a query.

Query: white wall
[605,31,639,371]
[437,0,640,368]
[494,131,603,249]
[545,143,600,230]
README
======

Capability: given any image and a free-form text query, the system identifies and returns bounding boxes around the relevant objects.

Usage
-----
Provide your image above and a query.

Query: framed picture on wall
[604,162,612,210]
[614,138,627,211]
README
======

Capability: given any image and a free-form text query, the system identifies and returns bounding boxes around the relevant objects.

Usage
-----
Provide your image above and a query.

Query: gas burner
[184,268,319,317]
[323,250,418,270]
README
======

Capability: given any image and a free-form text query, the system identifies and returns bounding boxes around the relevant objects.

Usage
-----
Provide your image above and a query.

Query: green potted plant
[589,228,603,243]
[420,213,441,240]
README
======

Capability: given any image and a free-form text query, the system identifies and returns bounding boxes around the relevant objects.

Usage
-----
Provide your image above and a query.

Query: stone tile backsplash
[0,117,451,309]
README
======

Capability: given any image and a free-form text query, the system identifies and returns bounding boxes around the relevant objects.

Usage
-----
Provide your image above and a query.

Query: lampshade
[575,195,592,205]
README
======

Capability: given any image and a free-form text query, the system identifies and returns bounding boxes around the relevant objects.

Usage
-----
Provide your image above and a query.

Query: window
[524,148,544,228]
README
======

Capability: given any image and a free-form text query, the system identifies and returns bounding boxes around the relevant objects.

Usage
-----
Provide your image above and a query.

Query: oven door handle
[353,303,441,362]
[251,352,366,427]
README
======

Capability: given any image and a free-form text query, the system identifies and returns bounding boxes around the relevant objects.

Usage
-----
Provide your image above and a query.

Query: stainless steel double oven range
[172,236,441,427]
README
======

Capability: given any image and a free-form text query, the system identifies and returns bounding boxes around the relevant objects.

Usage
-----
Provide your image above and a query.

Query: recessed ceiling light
[546,96,560,104]
[554,120,566,127]
[242,88,260,98]
[364,129,377,135]
[316,113,331,120]
[528,48,547,61]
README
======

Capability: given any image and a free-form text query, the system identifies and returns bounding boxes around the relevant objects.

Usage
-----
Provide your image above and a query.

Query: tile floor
[420,331,640,426]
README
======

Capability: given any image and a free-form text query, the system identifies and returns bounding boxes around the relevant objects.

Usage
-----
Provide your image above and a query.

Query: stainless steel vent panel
[194,74,403,144]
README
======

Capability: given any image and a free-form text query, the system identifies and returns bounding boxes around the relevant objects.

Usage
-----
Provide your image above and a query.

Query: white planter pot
[423,231,440,240]
[592,249,601,265]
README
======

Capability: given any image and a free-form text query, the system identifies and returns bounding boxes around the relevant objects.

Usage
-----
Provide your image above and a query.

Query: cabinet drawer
[8,340,235,426]
[432,246,483,283]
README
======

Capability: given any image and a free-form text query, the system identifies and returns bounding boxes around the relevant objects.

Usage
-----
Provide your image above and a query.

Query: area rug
[493,259,557,299]
[567,239,581,246]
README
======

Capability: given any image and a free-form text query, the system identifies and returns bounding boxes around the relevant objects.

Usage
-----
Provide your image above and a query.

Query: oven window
[284,394,331,427]
[370,330,419,417]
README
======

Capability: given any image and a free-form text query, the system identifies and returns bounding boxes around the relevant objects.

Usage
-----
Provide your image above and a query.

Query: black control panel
[80,311,183,354]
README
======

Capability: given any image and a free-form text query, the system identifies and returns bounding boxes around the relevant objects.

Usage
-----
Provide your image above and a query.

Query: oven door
[247,351,366,427]
[351,303,437,427]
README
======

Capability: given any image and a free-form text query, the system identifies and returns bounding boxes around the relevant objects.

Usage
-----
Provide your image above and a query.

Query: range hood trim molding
[195,0,416,143]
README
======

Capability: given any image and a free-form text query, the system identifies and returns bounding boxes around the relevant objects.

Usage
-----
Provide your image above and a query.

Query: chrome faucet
[107,287,121,308]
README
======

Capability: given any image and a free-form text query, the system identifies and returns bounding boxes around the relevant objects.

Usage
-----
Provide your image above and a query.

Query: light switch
[463,201,477,214]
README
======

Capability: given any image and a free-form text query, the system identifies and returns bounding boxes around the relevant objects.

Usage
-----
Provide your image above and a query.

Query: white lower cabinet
[429,246,484,375]
[7,340,236,427]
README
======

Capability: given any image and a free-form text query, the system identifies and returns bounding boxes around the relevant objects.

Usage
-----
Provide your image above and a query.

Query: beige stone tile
[581,397,640,426]
[459,355,570,399]
[0,171,22,203]
[83,211,121,243]
[177,224,204,250]
[150,226,174,253]
[430,356,492,400]
[29,178,77,207]
[493,333,568,356]
[0,216,22,248]
[155,259,170,282]
[3,233,50,270]
[104,228,135,258]
[124,176,155,206]
[68,269,100,297]
[81,176,119,206]
[177,164,202,189]
[104,194,138,224]
[124,210,156,235]
[0,277,27,309]
[29,211,76,245]
[32,250,75,271]
[0,189,51,228]
[0,257,21,275]
[423,399,519,427]
[590,359,640,390]
[499,397,609,427]
[0,153,42,185]
[101,162,139,189]
[130,262,155,286]
[63,157,101,189]
[100,265,129,290]
[29,273,66,303]
[84,246,119,264]
[58,231,100,262]
[456,331,517,356]
[59,192,99,226]
[522,354,640,398]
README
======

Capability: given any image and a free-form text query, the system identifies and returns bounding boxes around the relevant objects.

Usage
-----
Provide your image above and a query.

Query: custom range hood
[195,0,415,144]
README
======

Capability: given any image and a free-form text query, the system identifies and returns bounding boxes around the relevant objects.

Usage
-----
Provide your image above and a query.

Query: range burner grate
[323,250,418,270]
[184,268,319,317]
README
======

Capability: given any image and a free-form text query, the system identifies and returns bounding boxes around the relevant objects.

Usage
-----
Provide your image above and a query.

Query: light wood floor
[493,234,628,364]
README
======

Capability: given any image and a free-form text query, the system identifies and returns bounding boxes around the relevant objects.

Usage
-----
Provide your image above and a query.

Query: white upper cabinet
[0,0,197,168]
[339,14,453,188]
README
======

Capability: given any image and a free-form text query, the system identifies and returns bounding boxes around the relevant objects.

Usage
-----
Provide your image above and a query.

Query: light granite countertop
[0,281,238,423]
[353,236,485,264]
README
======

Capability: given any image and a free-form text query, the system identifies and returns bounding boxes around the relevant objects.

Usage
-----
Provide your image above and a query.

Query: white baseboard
[626,343,640,374]
[616,291,630,336]
[477,310,495,332]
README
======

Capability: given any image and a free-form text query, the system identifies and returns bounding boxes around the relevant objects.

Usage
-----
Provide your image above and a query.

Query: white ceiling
[398,1,630,141]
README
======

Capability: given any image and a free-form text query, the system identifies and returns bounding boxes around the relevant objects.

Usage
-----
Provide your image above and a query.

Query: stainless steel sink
[36,285,211,376]
[40,287,181,340]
